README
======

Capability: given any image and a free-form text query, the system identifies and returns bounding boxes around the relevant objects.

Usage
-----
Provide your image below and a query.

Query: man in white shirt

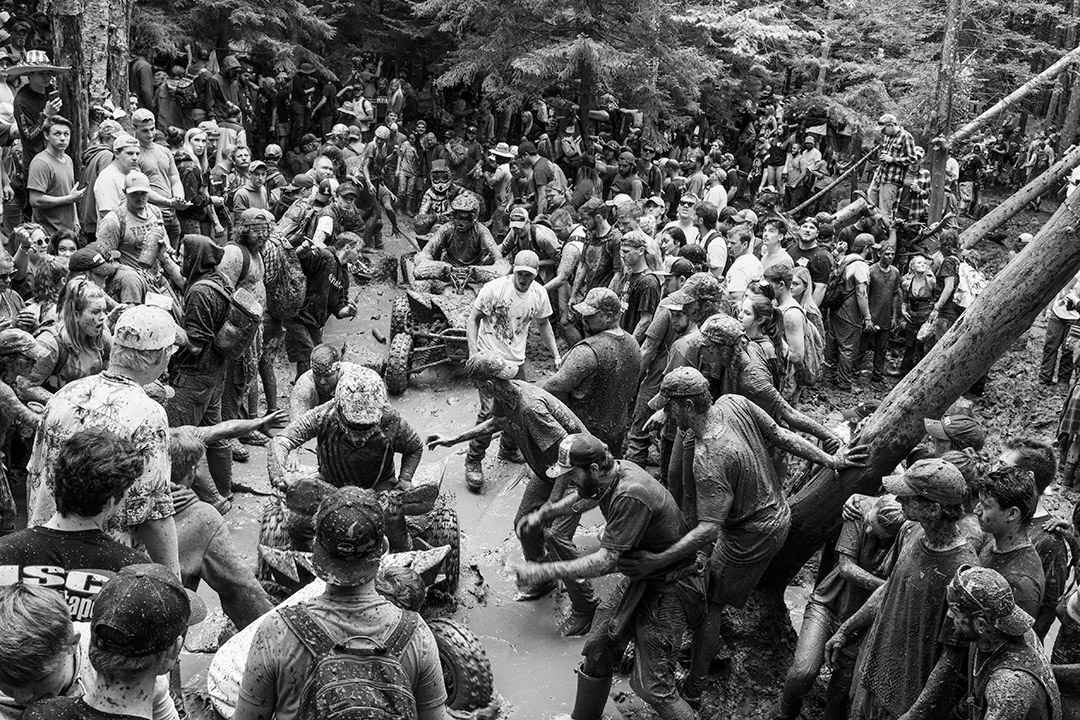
[725,229,763,302]
[662,192,700,246]
[464,250,560,491]
[94,134,141,222]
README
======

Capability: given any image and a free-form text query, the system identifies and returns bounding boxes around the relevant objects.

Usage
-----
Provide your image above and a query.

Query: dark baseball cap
[924,414,987,451]
[91,564,206,657]
[882,457,967,505]
[313,487,386,586]
[649,366,711,410]
[68,244,120,272]
[948,565,1034,636]
[285,174,315,192]
[546,433,610,478]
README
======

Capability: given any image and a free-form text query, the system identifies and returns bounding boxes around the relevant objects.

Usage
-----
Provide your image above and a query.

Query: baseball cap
[348,125,362,139]
[948,565,1034,636]
[546,433,611,478]
[644,195,665,208]
[312,487,386,586]
[124,171,151,194]
[879,113,898,125]
[700,313,744,346]
[335,367,387,425]
[923,414,987,451]
[509,206,530,229]
[573,287,623,317]
[719,206,739,221]
[91,564,206,657]
[853,232,880,250]
[131,108,155,128]
[113,305,176,350]
[606,193,632,207]
[112,133,138,152]
[0,328,46,360]
[239,207,271,228]
[249,159,267,172]
[97,119,122,138]
[68,244,120,272]
[197,120,220,138]
[513,250,540,276]
[315,179,333,201]
[648,366,711,410]
[285,174,315,192]
[517,140,537,156]
[618,151,636,164]
[263,143,282,159]
[669,257,697,279]
[882,457,967,504]
[375,125,391,140]
[732,209,758,225]
[662,272,721,308]
[466,352,519,382]
[331,123,350,136]
[336,181,359,198]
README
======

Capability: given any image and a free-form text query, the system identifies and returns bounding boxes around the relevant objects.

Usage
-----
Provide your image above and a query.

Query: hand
[643,408,667,434]
[842,494,868,523]
[822,433,842,454]
[616,549,665,578]
[426,433,451,450]
[259,409,288,430]
[832,443,869,470]
[824,627,850,668]
[863,318,876,332]
[1044,517,1072,535]
[285,453,299,473]
[69,183,86,202]
[171,197,191,209]
[553,354,562,370]
[1,185,12,202]
[901,309,912,324]
[512,561,548,588]
[515,511,544,540]
[15,308,38,332]
[45,97,62,116]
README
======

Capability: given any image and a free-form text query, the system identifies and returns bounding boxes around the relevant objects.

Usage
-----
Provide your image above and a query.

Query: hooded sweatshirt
[173,235,230,374]
[78,143,114,233]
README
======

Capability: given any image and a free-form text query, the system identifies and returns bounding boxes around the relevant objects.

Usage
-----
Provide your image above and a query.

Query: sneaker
[515,579,558,601]
[239,430,271,447]
[498,448,525,463]
[464,460,484,493]
[231,442,250,463]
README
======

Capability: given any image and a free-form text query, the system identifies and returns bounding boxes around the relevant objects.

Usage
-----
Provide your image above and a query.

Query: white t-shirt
[726,251,764,296]
[94,164,128,221]
[701,230,726,276]
[473,275,552,366]
[663,220,699,246]
[704,184,727,212]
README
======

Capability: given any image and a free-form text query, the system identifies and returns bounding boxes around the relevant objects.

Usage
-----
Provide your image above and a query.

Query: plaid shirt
[906,169,931,221]
[873,127,917,186]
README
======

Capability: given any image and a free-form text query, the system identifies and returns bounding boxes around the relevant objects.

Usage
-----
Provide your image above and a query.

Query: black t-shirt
[787,243,835,290]
[599,461,687,558]
[619,270,661,334]
[24,697,143,720]
[0,526,147,622]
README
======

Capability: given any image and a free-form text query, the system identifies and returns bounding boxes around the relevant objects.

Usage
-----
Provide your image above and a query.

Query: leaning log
[789,147,877,217]
[764,189,1080,587]
[960,143,1080,248]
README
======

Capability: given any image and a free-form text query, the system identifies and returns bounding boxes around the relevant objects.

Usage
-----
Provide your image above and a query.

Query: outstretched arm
[514,547,619,586]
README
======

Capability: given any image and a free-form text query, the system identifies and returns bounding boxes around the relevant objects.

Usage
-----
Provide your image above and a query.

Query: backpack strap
[279,604,339,657]
[383,610,420,657]
[228,242,252,282]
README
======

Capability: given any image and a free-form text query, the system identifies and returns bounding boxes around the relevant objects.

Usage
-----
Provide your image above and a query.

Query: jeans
[466,363,525,462]
[869,327,890,378]
[867,181,901,222]
[900,315,929,375]
[167,370,230,495]
[1041,315,1075,384]
[779,601,841,716]
[826,315,862,387]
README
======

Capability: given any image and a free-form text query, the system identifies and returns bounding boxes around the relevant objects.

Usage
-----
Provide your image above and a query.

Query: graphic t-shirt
[0,526,147,621]
[473,275,552,366]
[95,205,168,271]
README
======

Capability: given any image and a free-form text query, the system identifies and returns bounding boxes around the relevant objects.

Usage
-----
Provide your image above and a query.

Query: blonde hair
[56,276,108,357]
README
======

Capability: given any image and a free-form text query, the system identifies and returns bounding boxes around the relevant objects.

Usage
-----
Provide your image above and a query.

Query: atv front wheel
[427,618,494,711]
[385,333,413,395]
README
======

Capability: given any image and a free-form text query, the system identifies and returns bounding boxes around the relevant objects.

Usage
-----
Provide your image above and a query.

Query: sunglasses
[0,272,12,280]
[679,200,695,207]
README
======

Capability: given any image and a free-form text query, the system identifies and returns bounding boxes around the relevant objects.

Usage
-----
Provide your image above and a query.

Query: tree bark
[50,0,131,163]
[1060,0,1080,150]
[960,143,1080,248]
[815,3,834,96]
[789,147,875,217]
[929,0,963,223]
[765,191,1080,587]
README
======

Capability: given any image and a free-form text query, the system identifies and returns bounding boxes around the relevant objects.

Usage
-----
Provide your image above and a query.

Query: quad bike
[240,461,495,714]
[384,253,501,395]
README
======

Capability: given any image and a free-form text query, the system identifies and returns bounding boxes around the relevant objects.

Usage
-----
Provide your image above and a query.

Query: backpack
[264,233,307,320]
[33,326,69,392]
[172,76,199,110]
[276,198,319,247]
[953,259,988,309]
[820,257,859,313]
[785,305,825,387]
[189,259,263,360]
[279,604,419,720]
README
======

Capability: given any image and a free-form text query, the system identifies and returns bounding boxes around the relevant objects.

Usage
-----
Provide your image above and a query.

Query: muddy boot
[1064,462,1077,489]
[570,665,612,720]
[558,605,597,637]
[191,471,231,514]
[656,699,699,720]
[464,459,484,493]
[769,697,801,720]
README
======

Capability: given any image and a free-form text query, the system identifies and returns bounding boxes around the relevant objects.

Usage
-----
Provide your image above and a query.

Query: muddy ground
[170,194,1076,720]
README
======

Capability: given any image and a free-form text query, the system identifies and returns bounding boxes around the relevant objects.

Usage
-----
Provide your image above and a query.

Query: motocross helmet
[335,367,387,426]
[451,191,480,232]
[430,159,452,193]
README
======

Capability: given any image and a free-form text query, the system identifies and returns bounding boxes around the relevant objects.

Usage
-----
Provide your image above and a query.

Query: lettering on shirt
[0,565,115,621]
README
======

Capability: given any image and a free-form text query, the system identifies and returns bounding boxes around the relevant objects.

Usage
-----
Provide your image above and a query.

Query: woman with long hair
[176,127,221,236]
[47,229,78,259]
[791,265,825,338]
[23,257,66,332]
[29,277,110,391]
[739,291,785,389]
[899,253,936,375]
[10,222,48,299]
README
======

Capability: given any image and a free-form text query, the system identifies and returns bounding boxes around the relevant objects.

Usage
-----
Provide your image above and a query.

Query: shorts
[284,318,322,363]
[707,522,789,607]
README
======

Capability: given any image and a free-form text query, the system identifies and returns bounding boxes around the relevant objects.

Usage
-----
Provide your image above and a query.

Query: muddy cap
[131,108,155,128]
[948,565,1034,636]
[68,244,119,272]
[509,206,530,229]
[124,171,151,194]
[700,313,744,346]
[649,366,711,410]
[546,433,610,478]
[924,414,986,451]
[313,487,385,586]
[113,305,176,350]
[92,563,206,657]
[0,328,46,360]
[573,287,623,317]
[239,207,271,228]
[335,367,387,425]
[285,174,315,191]
[853,233,879,250]
[513,250,540,276]
[882,457,966,504]
[669,258,697,280]
[466,352,518,382]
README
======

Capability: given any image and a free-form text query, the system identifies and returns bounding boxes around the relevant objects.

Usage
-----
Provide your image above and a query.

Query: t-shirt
[836,255,871,326]
[138,141,181,199]
[473,275,552,367]
[93,164,127,221]
[811,513,898,621]
[493,381,585,481]
[237,586,447,719]
[938,254,962,319]
[0,526,147,621]
[868,263,900,329]
[96,206,168,271]
[1031,524,1071,624]
[28,150,76,235]
[663,220,700,246]
[599,461,686,558]
[726,252,764,297]
[23,694,156,720]
[760,247,793,273]
[978,543,1046,621]
[859,522,979,716]
[690,395,790,562]
[618,270,661,335]
[787,243,834,292]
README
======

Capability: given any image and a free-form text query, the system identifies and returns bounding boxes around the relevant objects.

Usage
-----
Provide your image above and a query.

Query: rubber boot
[205,444,234,500]
[570,665,612,720]
[656,699,699,720]
[1064,462,1077,489]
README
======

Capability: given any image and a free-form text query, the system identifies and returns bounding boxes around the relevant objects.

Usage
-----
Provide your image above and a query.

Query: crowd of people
[0,18,1076,720]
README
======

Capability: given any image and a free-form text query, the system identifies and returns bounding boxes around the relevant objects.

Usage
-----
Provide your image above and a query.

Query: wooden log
[789,147,876,217]
[764,191,1080,587]
[960,143,1080,248]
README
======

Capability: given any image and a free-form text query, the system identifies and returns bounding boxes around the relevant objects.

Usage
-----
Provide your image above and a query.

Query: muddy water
[179,252,809,718]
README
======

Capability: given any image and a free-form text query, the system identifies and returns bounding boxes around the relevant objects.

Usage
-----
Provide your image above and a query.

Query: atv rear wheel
[427,618,494,711]
[389,295,411,340]
[416,493,460,594]
[385,333,413,395]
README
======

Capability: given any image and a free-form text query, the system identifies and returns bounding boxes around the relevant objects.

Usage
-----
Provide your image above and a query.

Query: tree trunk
[789,147,875,217]
[765,192,1080,586]
[1060,0,1080,150]
[50,0,131,163]
[960,143,1080,248]
[929,0,963,223]
[815,3,834,96]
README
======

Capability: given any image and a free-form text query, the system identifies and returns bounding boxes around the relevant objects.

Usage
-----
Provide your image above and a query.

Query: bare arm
[782,307,806,364]
[427,418,500,448]
[466,306,481,356]
[855,283,871,326]
[936,275,956,309]
[837,553,887,592]
[752,400,843,464]
[200,411,286,444]
[133,516,180,576]
[633,312,653,345]
[518,547,620,585]
[537,317,560,367]
[900,645,966,720]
